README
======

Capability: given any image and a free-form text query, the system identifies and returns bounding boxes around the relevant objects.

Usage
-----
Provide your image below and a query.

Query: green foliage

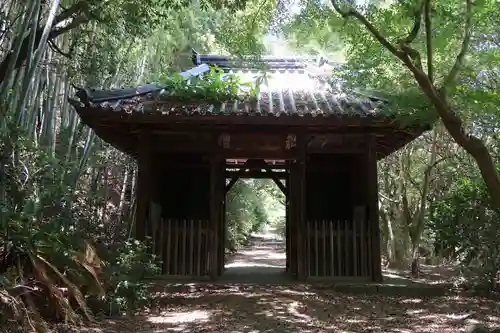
[88,239,161,316]
[0,125,161,327]
[156,66,259,103]
[225,180,269,251]
[431,170,500,287]
[281,0,499,126]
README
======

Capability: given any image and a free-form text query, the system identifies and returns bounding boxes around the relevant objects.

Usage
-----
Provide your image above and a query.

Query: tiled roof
[74,54,386,118]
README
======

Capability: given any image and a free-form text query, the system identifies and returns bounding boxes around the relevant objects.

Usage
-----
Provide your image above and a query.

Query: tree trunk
[406,70,500,209]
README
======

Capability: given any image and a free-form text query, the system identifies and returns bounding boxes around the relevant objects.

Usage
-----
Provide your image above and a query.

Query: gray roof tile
[81,69,384,118]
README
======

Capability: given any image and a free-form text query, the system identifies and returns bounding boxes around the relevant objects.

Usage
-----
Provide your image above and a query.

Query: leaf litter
[72,282,500,333]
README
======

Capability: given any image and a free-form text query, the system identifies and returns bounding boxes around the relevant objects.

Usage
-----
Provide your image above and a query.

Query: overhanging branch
[329,0,402,56]
[398,0,424,45]
[441,0,473,93]
[424,0,433,82]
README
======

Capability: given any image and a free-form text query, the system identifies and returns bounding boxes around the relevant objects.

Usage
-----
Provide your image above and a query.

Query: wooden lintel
[225,162,289,170]
[224,151,297,160]
[225,170,288,179]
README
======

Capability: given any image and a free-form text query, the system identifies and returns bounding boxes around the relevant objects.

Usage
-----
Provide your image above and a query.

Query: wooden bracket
[285,134,296,150]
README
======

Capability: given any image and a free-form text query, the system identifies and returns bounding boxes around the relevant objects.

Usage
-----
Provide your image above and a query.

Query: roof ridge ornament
[192,50,332,71]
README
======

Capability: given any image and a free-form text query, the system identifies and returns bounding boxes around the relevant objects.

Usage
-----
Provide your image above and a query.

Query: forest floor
[81,229,500,333]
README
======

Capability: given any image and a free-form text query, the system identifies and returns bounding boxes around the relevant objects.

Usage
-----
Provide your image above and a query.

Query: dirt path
[84,231,500,333]
[221,227,288,283]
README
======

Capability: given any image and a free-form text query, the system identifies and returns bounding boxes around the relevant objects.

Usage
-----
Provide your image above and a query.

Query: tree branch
[50,15,89,38]
[424,0,433,83]
[0,3,91,85]
[54,0,89,25]
[329,0,402,56]
[398,1,424,45]
[48,39,72,59]
[441,0,473,92]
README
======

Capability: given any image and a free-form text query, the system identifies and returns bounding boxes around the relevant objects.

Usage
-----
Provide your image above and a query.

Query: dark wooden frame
[73,98,428,283]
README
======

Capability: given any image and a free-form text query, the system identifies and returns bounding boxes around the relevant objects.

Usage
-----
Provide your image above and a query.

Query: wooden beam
[80,107,419,129]
[225,170,288,179]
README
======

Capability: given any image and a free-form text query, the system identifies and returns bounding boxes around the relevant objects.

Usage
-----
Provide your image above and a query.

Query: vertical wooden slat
[197,219,202,276]
[173,219,179,275]
[329,220,334,277]
[165,218,172,275]
[333,220,342,276]
[355,206,366,277]
[367,217,373,278]
[314,220,318,277]
[353,214,358,277]
[367,135,382,282]
[159,218,164,273]
[322,219,327,276]
[150,204,158,255]
[342,220,349,276]
[181,219,186,275]
[189,219,194,275]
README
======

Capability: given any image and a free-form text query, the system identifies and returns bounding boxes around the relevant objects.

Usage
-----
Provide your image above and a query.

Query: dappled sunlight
[225,261,284,269]
[85,282,500,333]
[84,231,499,332]
[222,231,287,280]
[147,309,215,324]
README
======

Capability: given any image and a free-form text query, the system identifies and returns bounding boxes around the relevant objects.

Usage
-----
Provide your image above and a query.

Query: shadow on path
[221,228,289,283]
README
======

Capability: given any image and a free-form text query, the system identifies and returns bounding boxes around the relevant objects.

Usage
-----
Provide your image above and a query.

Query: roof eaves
[75,64,211,104]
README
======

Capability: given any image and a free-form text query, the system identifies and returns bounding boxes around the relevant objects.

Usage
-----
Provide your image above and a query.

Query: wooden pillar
[209,153,223,280]
[367,135,382,282]
[285,177,290,273]
[287,163,297,277]
[135,130,151,241]
[294,134,307,281]
[218,190,226,276]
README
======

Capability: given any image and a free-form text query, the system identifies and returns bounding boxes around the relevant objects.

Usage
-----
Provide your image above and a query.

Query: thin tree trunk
[410,127,439,276]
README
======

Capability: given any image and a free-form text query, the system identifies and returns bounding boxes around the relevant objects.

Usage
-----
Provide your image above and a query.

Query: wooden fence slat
[180,219,186,275]
[322,219,326,276]
[329,220,334,276]
[367,215,372,277]
[343,219,348,276]
[197,219,202,276]
[353,216,358,277]
[159,218,164,273]
[173,219,179,275]
[314,220,318,277]
[165,219,172,275]
[189,219,194,275]
[336,220,341,276]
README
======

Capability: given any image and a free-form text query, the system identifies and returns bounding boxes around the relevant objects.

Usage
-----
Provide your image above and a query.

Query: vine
[157,65,261,103]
